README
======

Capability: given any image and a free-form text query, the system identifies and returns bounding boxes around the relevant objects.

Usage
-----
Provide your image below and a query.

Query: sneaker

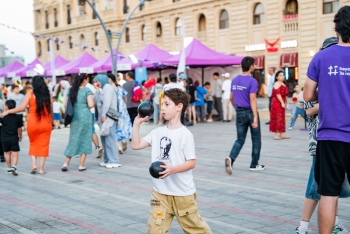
[96,146,103,158]
[249,165,266,171]
[11,166,18,176]
[61,164,68,172]
[289,127,293,130]
[265,121,270,125]
[295,226,309,234]
[7,168,14,174]
[225,157,233,175]
[207,118,213,123]
[78,166,87,171]
[99,162,108,167]
[333,222,346,233]
[105,163,121,169]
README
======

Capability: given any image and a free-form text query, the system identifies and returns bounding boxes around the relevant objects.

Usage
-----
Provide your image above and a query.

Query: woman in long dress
[0,76,53,174]
[269,70,290,140]
[62,74,94,171]
[107,74,132,154]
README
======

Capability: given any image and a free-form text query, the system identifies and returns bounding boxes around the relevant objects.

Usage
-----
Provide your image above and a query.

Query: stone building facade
[33,0,350,88]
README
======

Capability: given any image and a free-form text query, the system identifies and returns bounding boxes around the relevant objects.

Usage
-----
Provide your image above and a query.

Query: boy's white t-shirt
[143,126,196,196]
[222,79,231,100]
[53,101,61,113]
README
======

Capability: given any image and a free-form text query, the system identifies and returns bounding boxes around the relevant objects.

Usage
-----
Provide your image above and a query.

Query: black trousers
[128,107,138,126]
[0,128,4,157]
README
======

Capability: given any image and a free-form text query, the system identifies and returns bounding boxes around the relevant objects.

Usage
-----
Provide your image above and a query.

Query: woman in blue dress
[107,74,132,154]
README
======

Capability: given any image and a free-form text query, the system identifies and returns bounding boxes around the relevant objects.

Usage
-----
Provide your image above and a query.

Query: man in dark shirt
[123,71,140,126]
[0,100,23,176]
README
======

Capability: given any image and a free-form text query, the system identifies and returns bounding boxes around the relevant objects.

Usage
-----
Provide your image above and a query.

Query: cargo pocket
[177,206,200,228]
[150,209,167,226]
[147,208,167,234]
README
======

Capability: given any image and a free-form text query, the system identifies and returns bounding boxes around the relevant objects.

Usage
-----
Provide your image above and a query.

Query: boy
[0,98,4,162]
[8,85,24,130]
[289,84,306,130]
[131,88,212,234]
[0,100,23,176]
[52,96,62,129]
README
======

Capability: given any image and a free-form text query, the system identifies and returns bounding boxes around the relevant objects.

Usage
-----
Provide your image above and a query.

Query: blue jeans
[229,108,261,167]
[289,106,306,128]
[100,122,119,164]
[153,104,160,125]
[306,156,350,200]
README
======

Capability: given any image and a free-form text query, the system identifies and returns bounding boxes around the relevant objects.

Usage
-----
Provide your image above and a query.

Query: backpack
[131,84,142,102]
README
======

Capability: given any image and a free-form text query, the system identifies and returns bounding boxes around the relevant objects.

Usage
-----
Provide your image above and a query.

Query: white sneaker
[225,157,233,175]
[289,127,293,130]
[96,147,103,158]
[99,162,107,167]
[207,118,213,123]
[249,165,266,171]
[105,163,121,169]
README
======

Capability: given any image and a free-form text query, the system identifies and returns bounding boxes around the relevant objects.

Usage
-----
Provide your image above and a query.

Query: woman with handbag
[93,74,120,169]
[62,73,94,171]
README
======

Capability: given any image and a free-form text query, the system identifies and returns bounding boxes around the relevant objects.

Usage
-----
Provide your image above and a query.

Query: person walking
[94,74,121,169]
[213,72,223,121]
[152,78,163,125]
[289,84,306,130]
[304,7,350,233]
[62,74,94,172]
[0,98,4,163]
[269,70,290,140]
[0,76,53,175]
[204,82,213,122]
[265,67,276,124]
[123,72,140,126]
[187,78,198,125]
[225,57,264,174]
[7,85,25,129]
[107,73,131,154]
[221,73,233,122]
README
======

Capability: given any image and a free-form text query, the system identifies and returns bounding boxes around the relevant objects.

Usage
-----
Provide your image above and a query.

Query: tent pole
[201,67,204,86]
[159,70,162,79]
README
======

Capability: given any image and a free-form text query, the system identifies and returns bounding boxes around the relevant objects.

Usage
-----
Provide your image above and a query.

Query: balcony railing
[283,18,298,33]
[283,13,298,20]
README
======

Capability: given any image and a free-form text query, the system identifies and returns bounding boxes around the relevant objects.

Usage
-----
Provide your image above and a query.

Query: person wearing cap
[212,72,223,121]
[224,56,264,174]
[221,72,233,122]
[295,36,347,234]
[304,6,350,233]
[178,72,187,89]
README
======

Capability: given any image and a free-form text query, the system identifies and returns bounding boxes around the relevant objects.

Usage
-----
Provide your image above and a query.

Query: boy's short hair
[164,88,190,114]
[127,71,135,79]
[213,72,219,77]
[169,73,177,82]
[5,100,16,110]
[204,82,210,86]
[334,6,350,43]
[11,84,19,91]
[241,56,255,72]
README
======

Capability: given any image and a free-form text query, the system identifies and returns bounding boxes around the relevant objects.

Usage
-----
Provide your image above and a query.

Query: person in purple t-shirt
[304,6,350,234]
[224,57,265,174]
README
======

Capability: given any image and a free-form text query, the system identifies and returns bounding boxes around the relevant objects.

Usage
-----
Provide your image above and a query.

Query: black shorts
[2,139,20,152]
[17,114,24,125]
[315,140,350,196]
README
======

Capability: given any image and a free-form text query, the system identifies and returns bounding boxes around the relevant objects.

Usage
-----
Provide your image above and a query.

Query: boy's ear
[177,103,184,113]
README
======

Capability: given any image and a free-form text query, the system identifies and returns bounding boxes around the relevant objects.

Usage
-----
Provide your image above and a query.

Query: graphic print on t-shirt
[158,136,172,163]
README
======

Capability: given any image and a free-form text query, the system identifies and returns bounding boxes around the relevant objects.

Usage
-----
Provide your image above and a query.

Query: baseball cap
[178,73,187,79]
[222,72,230,78]
[322,37,338,49]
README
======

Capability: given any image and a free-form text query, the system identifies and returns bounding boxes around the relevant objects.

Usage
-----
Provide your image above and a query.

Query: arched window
[253,3,265,24]
[81,34,85,49]
[95,32,99,46]
[198,14,206,32]
[175,18,183,36]
[68,36,73,49]
[156,22,162,37]
[47,39,50,51]
[285,0,298,14]
[219,10,229,29]
[125,27,130,43]
[323,0,339,14]
[56,38,60,50]
[37,41,42,57]
[141,25,146,41]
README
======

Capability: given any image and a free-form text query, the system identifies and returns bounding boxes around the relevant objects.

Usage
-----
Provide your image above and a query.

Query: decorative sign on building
[265,38,280,52]
[245,44,266,52]
[281,40,298,48]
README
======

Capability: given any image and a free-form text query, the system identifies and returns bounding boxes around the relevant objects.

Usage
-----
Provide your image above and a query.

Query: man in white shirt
[117,73,126,86]
[213,72,223,121]
[221,73,233,122]
[266,67,276,124]
[163,73,185,92]
[86,80,103,158]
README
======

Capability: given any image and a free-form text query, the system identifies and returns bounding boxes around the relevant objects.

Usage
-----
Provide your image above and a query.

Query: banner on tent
[80,67,94,74]
[54,70,66,76]
[7,72,16,78]
[12,76,21,81]
[135,67,148,83]
[26,71,38,77]
[0,78,4,84]
[118,64,132,71]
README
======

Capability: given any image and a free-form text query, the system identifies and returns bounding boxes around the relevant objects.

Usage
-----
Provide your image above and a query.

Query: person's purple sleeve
[307,55,319,82]
[250,79,258,93]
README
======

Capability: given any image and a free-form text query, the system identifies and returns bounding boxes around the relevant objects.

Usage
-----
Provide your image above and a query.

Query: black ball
[138,102,154,118]
[149,161,165,179]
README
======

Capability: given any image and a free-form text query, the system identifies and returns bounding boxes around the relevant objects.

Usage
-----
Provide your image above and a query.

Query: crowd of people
[0,6,349,234]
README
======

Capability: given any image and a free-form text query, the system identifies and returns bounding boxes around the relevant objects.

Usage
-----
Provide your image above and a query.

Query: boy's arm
[249,93,258,128]
[131,115,151,150]
[159,159,195,179]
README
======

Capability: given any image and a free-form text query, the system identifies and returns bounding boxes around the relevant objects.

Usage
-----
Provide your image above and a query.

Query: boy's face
[13,87,19,94]
[161,96,183,120]
[294,85,300,92]
[213,75,218,80]
[205,84,210,89]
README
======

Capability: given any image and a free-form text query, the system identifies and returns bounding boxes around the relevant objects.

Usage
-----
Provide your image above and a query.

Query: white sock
[300,220,309,229]
[335,216,339,226]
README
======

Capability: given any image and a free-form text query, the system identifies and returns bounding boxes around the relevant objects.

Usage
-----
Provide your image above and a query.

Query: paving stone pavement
[0,115,349,234]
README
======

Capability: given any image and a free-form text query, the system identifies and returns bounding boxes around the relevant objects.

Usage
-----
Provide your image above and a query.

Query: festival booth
[57,52,98,76]
[0,61,25,84]
[90,51,128,73]
[14,58,42,78]
[44,55,69,76]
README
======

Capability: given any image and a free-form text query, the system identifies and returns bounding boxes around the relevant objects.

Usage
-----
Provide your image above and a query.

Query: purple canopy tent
[14,58,42,77]
[58,52,98,75]
[162,38,243,66]
[45,56,69,76]
[134,44,172,62]
[91,50,125,73]
[0,61,25,77]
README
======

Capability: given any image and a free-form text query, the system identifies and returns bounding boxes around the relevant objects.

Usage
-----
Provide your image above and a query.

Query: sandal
[118,147,124,154]
[274,136,282,140]
[30,168,37,174]
[281,136,290,139]
[61,163,68,172]
[122,141,127,152]
[78,166,86,171]
[39,170,46,175]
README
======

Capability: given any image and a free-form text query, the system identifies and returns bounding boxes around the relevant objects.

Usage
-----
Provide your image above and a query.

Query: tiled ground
[0,109,349,234]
